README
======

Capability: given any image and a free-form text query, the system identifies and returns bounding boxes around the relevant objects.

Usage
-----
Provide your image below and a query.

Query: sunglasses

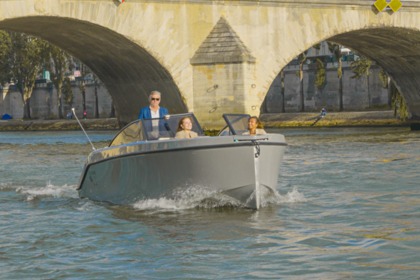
[151,98,160,101]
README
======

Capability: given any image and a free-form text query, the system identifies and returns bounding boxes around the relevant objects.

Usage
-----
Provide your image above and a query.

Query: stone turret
[191,17,258,128]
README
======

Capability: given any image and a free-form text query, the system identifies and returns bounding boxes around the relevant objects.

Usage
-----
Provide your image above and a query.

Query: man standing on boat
[138,91,169,139]
[138,90,169,119]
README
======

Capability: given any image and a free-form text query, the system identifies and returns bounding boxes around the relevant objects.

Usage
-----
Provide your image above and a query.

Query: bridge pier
[191,63,260,129]
[190,17,261,129]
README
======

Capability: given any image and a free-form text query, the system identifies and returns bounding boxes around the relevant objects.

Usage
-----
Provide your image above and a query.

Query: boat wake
[3,181,307,212]
[132,186,307,211]
[258,186,307,208]
[15,181,79,201]
[4,181,306,211]
[132,185,238,210]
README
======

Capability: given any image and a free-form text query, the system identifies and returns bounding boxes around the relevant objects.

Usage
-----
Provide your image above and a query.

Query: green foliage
[378,69,389,88]
[295,51,308,78]
[326,42,344,110]
[350,56,372,79]
[390,82,409,121]
[297,51,308,112]
[315,58,326,89]
[0,31,12,85]
[327,42,343,79]
[337,66,342,79]
[0,31,100,119]
[45,43,70,87]
[62,77,73,107]
[44,43,71,118]
[327,42,340,57]
[7,32,48,118]
[0,31,11,57]
[9,33,44,96]
[298,52,307,64]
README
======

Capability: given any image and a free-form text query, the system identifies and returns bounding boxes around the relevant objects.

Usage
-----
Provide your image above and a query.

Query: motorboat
[77,113,287,209]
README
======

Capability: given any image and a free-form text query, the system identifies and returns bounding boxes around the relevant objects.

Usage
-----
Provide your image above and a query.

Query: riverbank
[0,118,119,131]
[261,110,407,128]
[0,111,413,131]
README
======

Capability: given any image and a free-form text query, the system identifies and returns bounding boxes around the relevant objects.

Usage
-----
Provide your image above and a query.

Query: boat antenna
[72,108,96,151]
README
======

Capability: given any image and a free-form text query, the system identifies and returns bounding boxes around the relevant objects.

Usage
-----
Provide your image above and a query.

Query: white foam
[132,197,186,210]
[132,185,240,211]
[0,183,15,191]
[132,185,306,211]
[259,187,306,207]
[282,187,307,203]
[75,200,98,212]
[16,181,79,201]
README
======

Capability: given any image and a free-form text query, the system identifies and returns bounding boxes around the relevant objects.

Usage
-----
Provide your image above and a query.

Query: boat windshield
[220,114,251,135]
[109,113,204,146]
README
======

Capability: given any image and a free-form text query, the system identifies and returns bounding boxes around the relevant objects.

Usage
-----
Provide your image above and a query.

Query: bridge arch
[265,26,420,115]
[0,16,187,125]
[330,27,420,117]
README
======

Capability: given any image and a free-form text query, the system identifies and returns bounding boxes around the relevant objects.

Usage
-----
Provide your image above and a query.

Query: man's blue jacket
[138,106,169,119]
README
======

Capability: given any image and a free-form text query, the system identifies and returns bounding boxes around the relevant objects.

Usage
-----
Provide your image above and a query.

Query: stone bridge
[1,0,420,127]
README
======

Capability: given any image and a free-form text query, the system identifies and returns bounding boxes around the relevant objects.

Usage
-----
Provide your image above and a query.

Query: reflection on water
[0,128,419,278]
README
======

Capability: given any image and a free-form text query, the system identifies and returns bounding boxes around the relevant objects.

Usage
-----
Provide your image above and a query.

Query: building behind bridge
[264,42,390,114]
[0,78,114,120]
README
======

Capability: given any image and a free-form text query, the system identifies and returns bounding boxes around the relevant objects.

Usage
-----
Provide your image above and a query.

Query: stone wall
[0,82,114,120]
[1,63,391,120]
[263,63,390,113]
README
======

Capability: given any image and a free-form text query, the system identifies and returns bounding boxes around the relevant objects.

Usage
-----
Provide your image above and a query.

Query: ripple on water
[0,129,419,278]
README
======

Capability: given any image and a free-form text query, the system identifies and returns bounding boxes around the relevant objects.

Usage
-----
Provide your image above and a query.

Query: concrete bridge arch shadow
[0,16,187,126]
[326,27,420,117]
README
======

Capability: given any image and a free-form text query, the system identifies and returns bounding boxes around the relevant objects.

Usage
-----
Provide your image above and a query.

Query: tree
[314,58,326,90]
[327,42,344,111]
[378,68,394,108]
[297,51,308,112]
[71,59,103,119]
[0,31,12,85]
[8,32,46,119]
[75,62,91,118]
[390,83,409,121]
[378,69,409,120]
[93,74,100,118]
[350,55,372,108]
[44,44,71,119]
[280,69,285,113]
[62,76,73,110]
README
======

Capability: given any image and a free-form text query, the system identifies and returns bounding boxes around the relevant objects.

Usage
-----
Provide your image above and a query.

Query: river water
[0,127,419,279]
